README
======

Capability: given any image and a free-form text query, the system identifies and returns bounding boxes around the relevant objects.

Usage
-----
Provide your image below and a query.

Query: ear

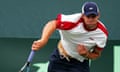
[97,13,100,18]
[81,13,86,19]
[81,13,84,18]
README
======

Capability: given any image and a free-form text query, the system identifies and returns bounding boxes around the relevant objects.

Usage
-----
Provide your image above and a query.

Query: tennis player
[32,2,108,72]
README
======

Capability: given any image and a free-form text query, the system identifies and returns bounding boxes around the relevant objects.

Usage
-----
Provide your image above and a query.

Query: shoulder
[97,20,108,36]
[57,13,82,23]
[56,13,83,30]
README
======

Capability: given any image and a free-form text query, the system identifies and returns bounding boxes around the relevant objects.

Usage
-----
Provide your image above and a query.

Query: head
[82,2,100,29]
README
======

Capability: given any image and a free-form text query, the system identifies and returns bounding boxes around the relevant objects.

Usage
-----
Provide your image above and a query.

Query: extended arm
[32,20,57,51]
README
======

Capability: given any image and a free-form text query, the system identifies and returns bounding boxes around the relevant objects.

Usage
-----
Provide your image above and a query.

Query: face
[82,14,100,29]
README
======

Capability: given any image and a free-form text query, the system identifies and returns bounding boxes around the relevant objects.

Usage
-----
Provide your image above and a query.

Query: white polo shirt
[56,13,108,62]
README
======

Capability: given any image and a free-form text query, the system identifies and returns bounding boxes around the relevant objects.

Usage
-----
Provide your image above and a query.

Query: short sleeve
[55,13,82,30]
[95,36,108,51]
[56,14,62,29]
[95,21,108,50]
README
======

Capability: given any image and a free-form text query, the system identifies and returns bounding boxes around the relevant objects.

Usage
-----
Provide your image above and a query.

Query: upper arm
[41,20,57,41]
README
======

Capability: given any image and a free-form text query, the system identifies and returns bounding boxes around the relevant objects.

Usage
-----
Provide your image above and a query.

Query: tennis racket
[19,50,35,72]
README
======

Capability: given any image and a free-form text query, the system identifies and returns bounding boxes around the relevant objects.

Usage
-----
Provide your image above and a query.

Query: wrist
[84,52,89,58]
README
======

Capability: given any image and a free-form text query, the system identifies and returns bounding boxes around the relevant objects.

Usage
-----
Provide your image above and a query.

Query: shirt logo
[89,37,94,40]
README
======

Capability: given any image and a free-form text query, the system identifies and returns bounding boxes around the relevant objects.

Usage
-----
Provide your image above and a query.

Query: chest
[60,23,104,46]
[64,23,98,39]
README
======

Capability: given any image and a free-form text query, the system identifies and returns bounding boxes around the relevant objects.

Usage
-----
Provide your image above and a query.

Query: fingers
[32,40,41,51]
[77,44,86,51]
[78,44,85,49]
[77,44,88,55]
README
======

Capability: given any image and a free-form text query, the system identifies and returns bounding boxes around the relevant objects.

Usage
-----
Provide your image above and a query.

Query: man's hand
[32,20,57,51]
[77,44,88,57]
[32,39,47,51]
[77,44,103,59]
[77,44,89,58]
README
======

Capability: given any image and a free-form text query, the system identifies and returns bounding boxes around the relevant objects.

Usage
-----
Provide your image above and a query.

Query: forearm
[77,44,102,60]
[84,51,100,59]
[32,20,57,51]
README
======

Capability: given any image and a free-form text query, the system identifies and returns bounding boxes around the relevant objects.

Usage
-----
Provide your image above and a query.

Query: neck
[86,24,97,29]
[83,23,98,31]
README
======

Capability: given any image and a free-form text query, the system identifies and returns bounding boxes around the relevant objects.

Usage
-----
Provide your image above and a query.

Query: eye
[87,14,97,18]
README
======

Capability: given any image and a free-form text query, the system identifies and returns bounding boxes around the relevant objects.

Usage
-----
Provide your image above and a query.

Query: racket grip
[27,50,35,62]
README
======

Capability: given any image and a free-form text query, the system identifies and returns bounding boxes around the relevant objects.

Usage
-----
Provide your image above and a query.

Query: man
[32,2,108,72]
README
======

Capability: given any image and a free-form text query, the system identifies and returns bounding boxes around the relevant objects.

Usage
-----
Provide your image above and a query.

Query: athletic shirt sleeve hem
[56,14,62,29]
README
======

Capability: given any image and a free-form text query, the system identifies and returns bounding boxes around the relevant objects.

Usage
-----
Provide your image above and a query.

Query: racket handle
[27,50,35,62]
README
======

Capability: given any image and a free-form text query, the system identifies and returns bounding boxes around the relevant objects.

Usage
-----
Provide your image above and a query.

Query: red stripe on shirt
[56,14,62,28]
[96,46,104,51]
[56,14,83,30]
[98,22,108,36]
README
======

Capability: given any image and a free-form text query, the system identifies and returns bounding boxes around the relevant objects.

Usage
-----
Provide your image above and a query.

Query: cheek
[83,16,98,24]
[84,19,94,24]
[84,18,89,23]
[86,18,98,23]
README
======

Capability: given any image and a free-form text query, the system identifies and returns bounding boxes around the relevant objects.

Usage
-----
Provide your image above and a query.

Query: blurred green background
[0,38,119,72]
[0,0,119,72]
